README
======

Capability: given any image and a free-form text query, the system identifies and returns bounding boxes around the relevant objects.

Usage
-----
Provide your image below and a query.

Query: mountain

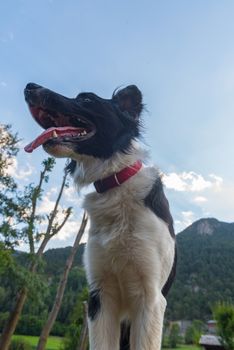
[166,218,234,321]
[43,244,85,275]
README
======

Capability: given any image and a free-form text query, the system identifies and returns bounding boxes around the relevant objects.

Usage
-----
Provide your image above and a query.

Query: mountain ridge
[179,217,234,237]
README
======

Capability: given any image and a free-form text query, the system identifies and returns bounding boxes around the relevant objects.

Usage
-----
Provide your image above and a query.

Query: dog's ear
[113,85,143,120]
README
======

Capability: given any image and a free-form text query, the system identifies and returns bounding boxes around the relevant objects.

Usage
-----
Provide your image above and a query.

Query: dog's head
[24,83,143,163]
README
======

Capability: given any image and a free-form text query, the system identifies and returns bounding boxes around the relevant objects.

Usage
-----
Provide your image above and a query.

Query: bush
[51,321,66,336]
[213,302,234,350]
[10,339,32,350]
[168,323,180,348]
[62,287,89,350]
[0,312,10,331]
[16,314,44,335]
[185,320,204,345]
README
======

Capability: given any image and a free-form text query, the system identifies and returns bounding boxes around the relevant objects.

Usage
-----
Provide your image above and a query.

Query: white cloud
[175,211,196,233]
[199,182,234,223]
[165,170,234,233]
[36,188,87,243]
[51,214,89,242]
[163,171,223,192]
[181,210,195,226]
[37,195,57,215]
[193,196,208,203]
[209,174,223,188]
[64,185,82,205]
[7,157,34,180]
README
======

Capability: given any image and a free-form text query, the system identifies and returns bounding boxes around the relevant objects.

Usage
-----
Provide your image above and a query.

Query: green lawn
[165,345,200,350]
[12,335,63,350]
[12,336,201,350]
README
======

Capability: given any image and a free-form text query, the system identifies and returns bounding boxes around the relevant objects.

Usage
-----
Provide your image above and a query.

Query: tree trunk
[36,212,88,350]
[0,288,27,350]
[77,302,88,350]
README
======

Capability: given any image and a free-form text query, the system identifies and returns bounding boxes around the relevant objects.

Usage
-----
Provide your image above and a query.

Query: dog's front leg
[130,292,166,350]
[88,288,120,350]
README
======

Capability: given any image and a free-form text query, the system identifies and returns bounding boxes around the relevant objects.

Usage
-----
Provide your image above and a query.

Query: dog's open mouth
[24,105,96,153]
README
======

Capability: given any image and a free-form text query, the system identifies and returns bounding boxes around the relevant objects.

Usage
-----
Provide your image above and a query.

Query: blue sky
[1,0,234,248]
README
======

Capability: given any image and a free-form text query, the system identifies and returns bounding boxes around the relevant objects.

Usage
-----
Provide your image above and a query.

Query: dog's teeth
[52,131,58,138]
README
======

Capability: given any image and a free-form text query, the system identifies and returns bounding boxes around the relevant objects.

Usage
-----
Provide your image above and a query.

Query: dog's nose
[25,82,42,91]
[24,83,43,105]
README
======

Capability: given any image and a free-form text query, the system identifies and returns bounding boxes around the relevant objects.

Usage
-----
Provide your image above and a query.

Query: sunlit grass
[164,345,201,350]
[12,335,201,350]
[12,335,63,350]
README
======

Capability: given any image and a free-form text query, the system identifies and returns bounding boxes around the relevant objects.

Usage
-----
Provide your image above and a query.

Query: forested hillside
[166,218,234,321]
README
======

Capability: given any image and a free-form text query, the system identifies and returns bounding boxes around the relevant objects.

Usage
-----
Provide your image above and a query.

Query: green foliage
[0,125,20,248]
[0,243,14,275]
[0,312,10,330]
[0,251,48,314]
[213,302,234,350]
[16,315,45,336]
[10,338,32,350]
[0,246,87,337]
[168,323,180,348]
[62,287,89,350]
[185,320,204,345]
[43,246,85,275]
[50,322,66,337]
[0,124,19,187]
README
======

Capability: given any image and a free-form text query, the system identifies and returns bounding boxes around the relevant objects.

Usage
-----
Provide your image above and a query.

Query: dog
[24,83,176,350]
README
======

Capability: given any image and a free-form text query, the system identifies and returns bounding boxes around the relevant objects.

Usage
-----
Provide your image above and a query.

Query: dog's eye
[83,98,92,103]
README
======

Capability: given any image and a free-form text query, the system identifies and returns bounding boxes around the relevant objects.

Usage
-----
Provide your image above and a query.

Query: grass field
[165,346,200,350]
[12,335,63,350]
[12,335,201,350]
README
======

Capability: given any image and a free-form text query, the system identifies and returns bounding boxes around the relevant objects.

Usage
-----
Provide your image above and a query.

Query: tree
[185,320,204,345]
[0,126,73,350]
[168,323,180,348]
[213,302,234,350]
[0,124,20,248]
[36,212,88,350]
[63,288,89,350]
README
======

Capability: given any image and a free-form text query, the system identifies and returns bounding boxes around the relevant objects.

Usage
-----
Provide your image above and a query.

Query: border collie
[24,83,176,350]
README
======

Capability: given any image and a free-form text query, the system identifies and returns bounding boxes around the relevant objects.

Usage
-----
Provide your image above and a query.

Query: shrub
[51,321,66,336]
[10,339,32,350]
[213,302,234,350]
[16,314,44,335]
[0,312,10,331]
[185,320,204,345]
[168,323,180,348]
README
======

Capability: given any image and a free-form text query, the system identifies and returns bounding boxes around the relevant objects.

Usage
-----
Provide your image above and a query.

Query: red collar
[94,160,142,193]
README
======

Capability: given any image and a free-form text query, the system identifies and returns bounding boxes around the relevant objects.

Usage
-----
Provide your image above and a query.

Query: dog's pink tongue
[24,126,84,153]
